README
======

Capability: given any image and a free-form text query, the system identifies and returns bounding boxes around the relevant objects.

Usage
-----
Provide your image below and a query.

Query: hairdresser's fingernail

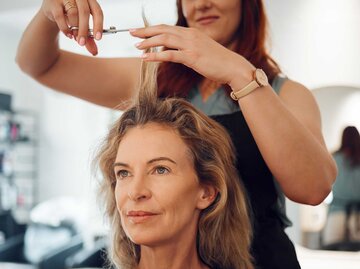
[129,28,137,33]
[79,37,86,46]
[95,32,102,40]
[135,42,142,48]
[141,53,149,59]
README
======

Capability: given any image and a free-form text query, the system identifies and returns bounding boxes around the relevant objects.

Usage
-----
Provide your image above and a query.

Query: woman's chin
[127,233,163,247]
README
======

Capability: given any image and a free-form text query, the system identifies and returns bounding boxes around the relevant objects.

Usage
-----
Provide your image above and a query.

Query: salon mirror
[264,0,360,249]
[298,86,360,249]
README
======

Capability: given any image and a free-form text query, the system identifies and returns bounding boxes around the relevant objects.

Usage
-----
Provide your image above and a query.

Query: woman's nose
[127,174,151,202]
[195,0,213,10]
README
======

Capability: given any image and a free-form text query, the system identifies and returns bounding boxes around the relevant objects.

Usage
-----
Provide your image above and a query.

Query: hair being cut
[95,20,253,269]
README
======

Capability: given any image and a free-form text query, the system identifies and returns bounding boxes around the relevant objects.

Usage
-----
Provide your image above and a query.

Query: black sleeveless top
[212,111,301,269]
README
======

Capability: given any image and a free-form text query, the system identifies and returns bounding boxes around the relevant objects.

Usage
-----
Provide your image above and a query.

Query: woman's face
[181,0,242,47]
[114,123,212,246]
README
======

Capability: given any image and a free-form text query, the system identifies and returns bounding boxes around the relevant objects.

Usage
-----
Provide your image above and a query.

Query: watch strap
[230,80,260,101]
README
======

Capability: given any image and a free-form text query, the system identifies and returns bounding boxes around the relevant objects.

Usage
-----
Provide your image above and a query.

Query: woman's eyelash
[154,166,170,174]
[116,170,129,179]
[115,166,170,179]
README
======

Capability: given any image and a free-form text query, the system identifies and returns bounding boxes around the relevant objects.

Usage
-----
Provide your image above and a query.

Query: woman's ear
[197,185,218,209]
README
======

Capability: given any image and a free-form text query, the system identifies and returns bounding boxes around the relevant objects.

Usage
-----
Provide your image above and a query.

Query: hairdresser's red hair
[157,0,280,98]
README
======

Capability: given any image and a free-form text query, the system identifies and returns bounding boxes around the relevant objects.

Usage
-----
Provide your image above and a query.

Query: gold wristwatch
[230,69,269,100]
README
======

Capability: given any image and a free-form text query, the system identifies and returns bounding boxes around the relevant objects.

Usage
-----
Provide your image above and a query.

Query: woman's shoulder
[333,151,343,158]
[333,152,360,181]
[276,77,309,95]
[272,74,313,102]
[275,77,319,109]
[333,151,346,165]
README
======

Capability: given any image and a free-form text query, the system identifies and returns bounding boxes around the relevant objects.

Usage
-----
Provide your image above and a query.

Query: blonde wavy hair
[95,17,253,269]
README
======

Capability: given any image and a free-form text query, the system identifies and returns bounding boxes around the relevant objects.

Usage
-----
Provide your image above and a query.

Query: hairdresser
[16,0,337,268]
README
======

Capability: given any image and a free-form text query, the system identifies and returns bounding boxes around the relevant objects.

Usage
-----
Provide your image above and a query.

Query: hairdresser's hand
[41,0,104,55]
[131,25,254,85]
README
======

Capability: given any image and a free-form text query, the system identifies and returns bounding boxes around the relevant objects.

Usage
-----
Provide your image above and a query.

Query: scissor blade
[69,27,129,36]
[103,29,130,34]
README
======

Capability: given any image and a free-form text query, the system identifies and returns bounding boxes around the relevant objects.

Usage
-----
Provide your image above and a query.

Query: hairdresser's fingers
[85,39,98,56]
[130,24,185,39]
[138,25,245,84]
[75,0,91,46]
[134,27,209,53]
[65,1,79,27]
[141,50,191,66]
[65,1,79,39]
[142,43,245,85]
[67,13,98,56]
[67,0,100,54]
[82,0,102,54]
[88,0,103,40]
[135,34,186,51]
[49,4,72,38]
[42,0,71,38]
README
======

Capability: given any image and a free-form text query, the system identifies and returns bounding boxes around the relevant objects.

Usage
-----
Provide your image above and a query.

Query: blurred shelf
[0,109,38,224]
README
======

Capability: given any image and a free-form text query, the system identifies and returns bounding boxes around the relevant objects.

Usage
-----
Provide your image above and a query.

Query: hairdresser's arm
[131,25,337,205]
[234,77,337,205]
[16,9,141,108]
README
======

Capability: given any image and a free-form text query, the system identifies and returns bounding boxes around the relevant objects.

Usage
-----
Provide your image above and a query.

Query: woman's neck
[137,240,209,269]
[199,79,221,102]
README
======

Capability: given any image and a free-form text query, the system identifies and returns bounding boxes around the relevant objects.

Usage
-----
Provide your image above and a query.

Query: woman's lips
[197,16,219,26]
[127,211,159,224]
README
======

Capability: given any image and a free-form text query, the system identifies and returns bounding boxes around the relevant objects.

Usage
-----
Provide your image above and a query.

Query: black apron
[212,111,301,269]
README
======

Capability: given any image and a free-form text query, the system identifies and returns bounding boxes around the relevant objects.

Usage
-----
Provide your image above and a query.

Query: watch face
[255,69,269,86]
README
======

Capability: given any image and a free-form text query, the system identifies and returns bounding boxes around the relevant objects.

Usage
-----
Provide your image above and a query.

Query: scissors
[69,26,129,37]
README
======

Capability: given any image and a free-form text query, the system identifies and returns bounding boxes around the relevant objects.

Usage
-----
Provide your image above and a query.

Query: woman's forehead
[116,123,193,162]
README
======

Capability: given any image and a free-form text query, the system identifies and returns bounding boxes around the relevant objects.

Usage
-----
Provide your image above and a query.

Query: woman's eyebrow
[113,157,177,168]
[147,157,177,165]
[113,162,129,168]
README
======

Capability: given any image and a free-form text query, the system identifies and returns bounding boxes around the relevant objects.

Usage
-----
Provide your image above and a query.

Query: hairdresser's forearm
[16,10,61,78]
[242,89,335,204]
[229,66,337,205]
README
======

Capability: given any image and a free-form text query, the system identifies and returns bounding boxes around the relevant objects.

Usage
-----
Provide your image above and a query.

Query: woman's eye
[116,170,129,179]
[155,166,170,175]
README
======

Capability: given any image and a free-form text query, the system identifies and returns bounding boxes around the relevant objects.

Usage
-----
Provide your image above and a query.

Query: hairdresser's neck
[137,237,209,269]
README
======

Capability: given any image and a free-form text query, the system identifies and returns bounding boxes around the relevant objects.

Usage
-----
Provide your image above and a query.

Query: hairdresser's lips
[126,210,160,224]
[196,15,220,26]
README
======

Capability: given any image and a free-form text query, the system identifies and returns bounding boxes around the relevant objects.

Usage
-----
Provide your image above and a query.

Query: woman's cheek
[181,2,189,19]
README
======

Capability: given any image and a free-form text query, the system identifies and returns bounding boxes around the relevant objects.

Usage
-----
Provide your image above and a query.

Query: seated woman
[323,126,360,245]
[95,59,253,269]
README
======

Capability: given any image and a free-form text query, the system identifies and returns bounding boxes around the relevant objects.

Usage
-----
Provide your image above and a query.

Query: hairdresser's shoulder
[278,78,314,100]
